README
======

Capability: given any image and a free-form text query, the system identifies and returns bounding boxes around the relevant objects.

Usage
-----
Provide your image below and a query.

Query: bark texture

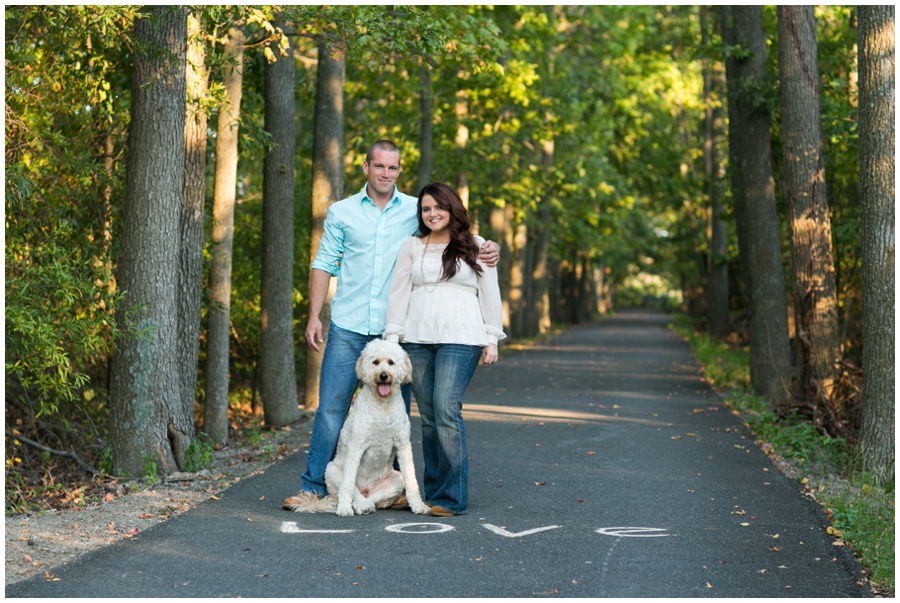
[304,38,345,411]
[777,5,842,414]
[205,27,245,444]
[260,23,301,426]
[109,6,189,477]
[722,6,792,405]
[417,58,433,194]
[529,140,554,335]
[857,5,895,484]
[703,7,730,338]
[178,12,209,438]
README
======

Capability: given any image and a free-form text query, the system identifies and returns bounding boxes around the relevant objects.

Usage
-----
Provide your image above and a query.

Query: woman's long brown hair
[416,182,483,281]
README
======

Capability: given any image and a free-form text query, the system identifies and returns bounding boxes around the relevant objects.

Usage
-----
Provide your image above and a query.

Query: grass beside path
[668,313,894,595]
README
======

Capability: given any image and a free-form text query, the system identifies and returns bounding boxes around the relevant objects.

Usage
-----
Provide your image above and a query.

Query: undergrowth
[669,313,894,593]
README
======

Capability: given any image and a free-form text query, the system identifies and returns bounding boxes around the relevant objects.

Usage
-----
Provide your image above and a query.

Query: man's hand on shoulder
[478,240,500,268]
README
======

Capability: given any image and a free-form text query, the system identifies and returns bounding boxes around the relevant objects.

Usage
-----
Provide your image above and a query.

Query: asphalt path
[7,309,869,598]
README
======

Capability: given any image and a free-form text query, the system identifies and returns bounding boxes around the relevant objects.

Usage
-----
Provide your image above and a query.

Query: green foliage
[670,314,749,390]
[143,457,158,485]
[183,434,215,473]
[98,447,114,475]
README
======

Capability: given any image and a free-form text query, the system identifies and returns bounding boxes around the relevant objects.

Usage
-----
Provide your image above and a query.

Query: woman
[384,182,506,517]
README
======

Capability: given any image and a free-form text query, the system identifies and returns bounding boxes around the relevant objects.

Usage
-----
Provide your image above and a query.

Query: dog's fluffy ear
[356,352,367,382]
[402,354,413,384]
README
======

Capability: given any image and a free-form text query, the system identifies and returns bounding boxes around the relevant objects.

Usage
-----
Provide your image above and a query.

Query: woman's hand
[482,344,499,365]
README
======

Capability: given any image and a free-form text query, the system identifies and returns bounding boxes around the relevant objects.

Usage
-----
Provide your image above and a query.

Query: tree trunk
[703,7,730,338]
[109,6,189,477]
[857,5,894,484]
[304,38,345,412]
[530,140,554,334]
[179,12,209,443]
[509,218,528,339]
[489,202,511,331]
[455,89,470,210]
[205,27,245,445]
[723,6,792,406]
[720,6,753,318]
[260,23,301,426]
[777,6,843,415]
[416,57,433,194]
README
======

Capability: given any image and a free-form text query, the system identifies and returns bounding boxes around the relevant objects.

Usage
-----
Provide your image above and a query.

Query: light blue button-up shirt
[311,184,420,335]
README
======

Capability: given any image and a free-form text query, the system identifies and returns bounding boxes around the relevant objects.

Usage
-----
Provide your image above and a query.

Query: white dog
[289,339,429,516]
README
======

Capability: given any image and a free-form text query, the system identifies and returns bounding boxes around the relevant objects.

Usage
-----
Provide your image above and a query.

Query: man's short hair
[366,140,401,163]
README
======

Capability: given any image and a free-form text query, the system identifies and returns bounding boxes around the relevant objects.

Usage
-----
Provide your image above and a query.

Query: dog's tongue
[377,383,392,397]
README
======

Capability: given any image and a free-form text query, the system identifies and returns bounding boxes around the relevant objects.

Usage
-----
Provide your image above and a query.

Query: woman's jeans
[402,342,481,515]
[300,323,411,496]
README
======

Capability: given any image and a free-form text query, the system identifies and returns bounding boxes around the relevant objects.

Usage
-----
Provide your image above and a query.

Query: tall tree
[777,6,842,417]
[304,37,345,411]
[722,6,792,406]
[702,7,730,338]
[417,57,434,193]
[856,5,894,484]
[205,27,246,444]
[179,12,211,443]
[260,21,301,426]
[529,139,554,334]
[109,6,191,476]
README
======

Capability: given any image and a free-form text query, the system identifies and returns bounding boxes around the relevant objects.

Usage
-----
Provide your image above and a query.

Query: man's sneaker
[282,490,319,511]
[389,493,409,510]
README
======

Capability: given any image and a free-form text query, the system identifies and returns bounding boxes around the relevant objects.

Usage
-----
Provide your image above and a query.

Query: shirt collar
[360,184,400,207]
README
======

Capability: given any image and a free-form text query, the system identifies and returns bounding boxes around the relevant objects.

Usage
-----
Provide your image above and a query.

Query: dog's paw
[410,502,430,515]
[335,503,355,517]
[353,499,376,515]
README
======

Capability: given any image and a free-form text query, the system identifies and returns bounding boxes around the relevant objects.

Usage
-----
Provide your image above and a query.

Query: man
[284,140,499,509]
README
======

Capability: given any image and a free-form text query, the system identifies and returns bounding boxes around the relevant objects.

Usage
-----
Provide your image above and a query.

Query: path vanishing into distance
[6,309,868,598]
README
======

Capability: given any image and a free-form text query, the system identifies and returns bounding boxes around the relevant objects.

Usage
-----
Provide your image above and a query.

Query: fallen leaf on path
[209,495,222,500]
[740,523,751,527]
[684,433,697,437]
[706,582,713,588]
[586,451,596,455]
[693,409,705,414]
[535,482,546,486]
[671,436,683,440]
[732,509,746,516]
[139,513,154,519]
[259,496,265,501]
[826,526,844,537]
[23,555,32,563]
[771,547,782,552]
[832,540,846,547]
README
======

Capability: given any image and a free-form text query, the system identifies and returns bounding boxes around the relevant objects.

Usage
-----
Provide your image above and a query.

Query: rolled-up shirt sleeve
[384,236,415,343]
[310,204,344,276]
[477,260,507,345]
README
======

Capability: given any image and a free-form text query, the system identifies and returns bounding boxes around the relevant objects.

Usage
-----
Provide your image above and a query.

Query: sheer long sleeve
[477,260,507,345]
[384,236,415,342]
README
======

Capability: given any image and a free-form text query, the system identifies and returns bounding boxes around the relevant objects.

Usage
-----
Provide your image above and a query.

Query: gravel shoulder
[5,416,313,586]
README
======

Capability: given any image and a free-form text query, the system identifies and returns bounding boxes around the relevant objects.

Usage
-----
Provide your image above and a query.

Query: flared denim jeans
[402,342,481,515]
[300,322,411,496]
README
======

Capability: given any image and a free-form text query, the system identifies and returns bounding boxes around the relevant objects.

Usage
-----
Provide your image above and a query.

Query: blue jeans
[300,322,411,496]
[402,343,481,515]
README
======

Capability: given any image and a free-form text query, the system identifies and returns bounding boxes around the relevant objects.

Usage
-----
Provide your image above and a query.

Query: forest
[4,5,894,575]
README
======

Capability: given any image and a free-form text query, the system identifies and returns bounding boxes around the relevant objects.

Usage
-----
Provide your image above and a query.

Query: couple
[284,140,506,517]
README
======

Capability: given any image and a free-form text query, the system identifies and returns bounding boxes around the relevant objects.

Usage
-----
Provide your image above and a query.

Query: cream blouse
[384,236,506,346]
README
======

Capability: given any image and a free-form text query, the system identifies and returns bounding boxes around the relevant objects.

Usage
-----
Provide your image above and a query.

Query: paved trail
[6,309,868,598]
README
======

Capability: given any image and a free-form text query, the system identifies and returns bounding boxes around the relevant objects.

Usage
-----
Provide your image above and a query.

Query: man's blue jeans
[300,323,411,496]
[402,342,481,515]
